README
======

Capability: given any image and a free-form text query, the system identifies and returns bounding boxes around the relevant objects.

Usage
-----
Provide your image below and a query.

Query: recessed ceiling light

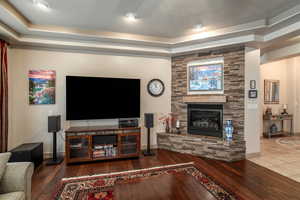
[125,13,137,22]
[194,24,203,32]
[33,0,50,11]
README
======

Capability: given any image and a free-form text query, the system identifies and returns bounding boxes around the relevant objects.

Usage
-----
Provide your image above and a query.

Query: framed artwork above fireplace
[187,57,224,95]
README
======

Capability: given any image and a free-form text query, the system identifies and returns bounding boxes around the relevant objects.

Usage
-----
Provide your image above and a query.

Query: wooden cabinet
[66,135,91,162]
[65,126,140,164]
[119,133,140,158]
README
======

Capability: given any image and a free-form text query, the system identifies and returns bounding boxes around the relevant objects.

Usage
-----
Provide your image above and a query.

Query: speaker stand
[143,128,155,156]
[46,131,64,165]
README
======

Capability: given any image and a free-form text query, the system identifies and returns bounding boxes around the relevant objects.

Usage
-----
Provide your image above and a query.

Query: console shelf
[65,126,141,164]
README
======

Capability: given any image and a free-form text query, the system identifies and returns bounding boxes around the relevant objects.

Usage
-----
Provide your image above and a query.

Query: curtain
[0,40,8,153]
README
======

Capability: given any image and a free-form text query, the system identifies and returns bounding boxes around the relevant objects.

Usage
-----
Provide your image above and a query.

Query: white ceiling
[7,0,300,38]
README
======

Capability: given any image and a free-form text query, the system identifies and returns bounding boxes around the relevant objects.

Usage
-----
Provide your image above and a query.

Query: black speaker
[143,113,155,156]
[47,115,63,165]
[48,115,61,133]
[144,113,154,128]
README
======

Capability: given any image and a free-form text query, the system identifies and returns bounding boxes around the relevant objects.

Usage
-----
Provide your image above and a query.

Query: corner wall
[245,47,261,155]
[8,48,171,153]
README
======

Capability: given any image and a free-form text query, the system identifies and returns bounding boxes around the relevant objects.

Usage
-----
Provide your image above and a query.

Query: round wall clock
[147,79,165,97]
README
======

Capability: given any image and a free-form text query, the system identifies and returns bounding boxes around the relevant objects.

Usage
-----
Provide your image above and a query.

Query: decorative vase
[224,120,234,141]
[270,124,278,134]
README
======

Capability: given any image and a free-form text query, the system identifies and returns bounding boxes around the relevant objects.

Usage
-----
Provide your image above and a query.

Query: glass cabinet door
[119,134,138,156]
[68,136,90,160]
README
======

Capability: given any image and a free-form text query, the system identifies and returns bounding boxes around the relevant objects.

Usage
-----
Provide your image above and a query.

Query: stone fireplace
[157,46,246,162]
[188,104,223,137]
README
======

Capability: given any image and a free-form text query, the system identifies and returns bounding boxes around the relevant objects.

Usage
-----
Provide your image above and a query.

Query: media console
[65,126,141,164]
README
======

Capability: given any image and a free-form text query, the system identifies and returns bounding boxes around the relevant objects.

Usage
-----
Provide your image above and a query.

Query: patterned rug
[54,162,238,200]
[276,136,300,151]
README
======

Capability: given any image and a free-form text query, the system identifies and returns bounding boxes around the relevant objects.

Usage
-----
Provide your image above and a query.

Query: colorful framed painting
[29,70,56,105]
[187,58,224,94]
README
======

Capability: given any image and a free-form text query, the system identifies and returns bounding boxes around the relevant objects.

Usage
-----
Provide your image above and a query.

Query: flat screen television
[66,76,140,120]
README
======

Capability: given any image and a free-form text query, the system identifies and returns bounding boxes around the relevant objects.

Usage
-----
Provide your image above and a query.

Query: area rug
[54,162,238,200]
[276,136,300,151]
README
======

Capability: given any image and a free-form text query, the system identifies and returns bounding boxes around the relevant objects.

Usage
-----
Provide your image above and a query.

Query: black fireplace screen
[188,104,223,137]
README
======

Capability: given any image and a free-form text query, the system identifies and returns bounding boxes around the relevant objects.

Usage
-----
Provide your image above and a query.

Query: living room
[0,1,300,200]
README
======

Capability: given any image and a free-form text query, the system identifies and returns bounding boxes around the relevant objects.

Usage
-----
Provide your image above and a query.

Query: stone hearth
[157,46,246,162]
[157,133,245,162]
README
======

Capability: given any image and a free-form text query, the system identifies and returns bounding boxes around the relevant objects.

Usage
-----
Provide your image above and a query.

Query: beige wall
[261,56,300,133]
[260,60,288,114]
[245,48,261,155]
[7,46,266,156]
[8,48,171,153]
[286,56,300,134]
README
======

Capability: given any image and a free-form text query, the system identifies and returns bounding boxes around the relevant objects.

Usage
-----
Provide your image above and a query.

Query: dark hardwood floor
[115,171,217,200]
[32,149,300,200]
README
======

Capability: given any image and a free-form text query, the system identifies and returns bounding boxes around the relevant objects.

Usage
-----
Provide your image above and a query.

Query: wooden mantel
[182,95,227,103]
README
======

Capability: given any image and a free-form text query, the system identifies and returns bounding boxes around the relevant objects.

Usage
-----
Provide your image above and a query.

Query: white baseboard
[246,152,261,159]
[43,152,65,159]
[141,144,158,150]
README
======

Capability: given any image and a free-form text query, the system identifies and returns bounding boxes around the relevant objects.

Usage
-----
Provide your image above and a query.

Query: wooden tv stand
[65,126,141,164]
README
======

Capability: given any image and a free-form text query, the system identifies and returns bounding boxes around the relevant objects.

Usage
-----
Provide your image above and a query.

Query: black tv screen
[66,76,140,120]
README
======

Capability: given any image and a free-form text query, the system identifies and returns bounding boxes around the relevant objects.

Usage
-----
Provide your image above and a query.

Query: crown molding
[0,20,19,39]
[0,0,29,26]
[268,4,300,27]
[172,20,267,45]
[1,0,300,56]
[264,20,300,42]
[261,41,300,64]
[7,34,172,57]
[171,35,260,55]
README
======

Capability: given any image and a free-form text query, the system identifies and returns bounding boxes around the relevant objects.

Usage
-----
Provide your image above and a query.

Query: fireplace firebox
[188,104,223,137]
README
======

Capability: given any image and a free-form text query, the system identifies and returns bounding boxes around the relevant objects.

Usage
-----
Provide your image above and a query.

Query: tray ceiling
[1,0,300,57]
[7,0,300,38]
